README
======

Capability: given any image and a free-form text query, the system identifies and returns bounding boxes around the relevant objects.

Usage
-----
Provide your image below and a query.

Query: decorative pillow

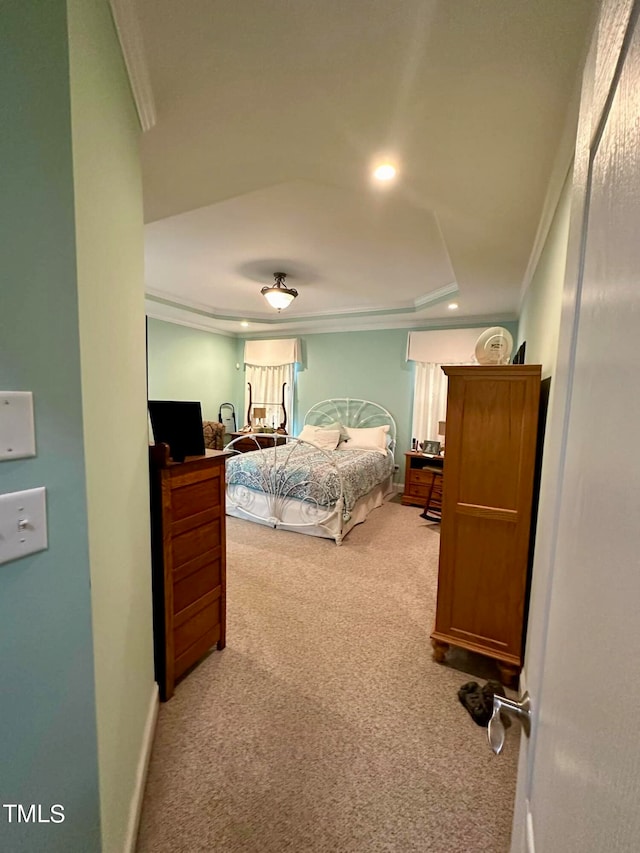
[297,425,341,451]
[316,420,350,442]
[340,425,390,454]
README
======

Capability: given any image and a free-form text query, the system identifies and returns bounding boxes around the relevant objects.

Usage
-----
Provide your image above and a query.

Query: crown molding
[518,36,585,306]
[239,314,517,337]
[109,0,157,132]
[145,296,516,338]
[413,282,458,309]
[145,304,236,337]
[144,281,461,326]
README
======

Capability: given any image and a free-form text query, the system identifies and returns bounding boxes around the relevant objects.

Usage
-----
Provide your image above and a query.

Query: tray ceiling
[137,0,596,334]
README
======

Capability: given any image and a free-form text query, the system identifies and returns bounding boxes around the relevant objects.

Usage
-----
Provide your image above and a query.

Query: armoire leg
[431,638,449,663]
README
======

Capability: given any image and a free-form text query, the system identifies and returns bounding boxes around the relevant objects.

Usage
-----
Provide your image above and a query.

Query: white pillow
[316,420,350,442]
[341,425,390,454]
[297,425,341,451]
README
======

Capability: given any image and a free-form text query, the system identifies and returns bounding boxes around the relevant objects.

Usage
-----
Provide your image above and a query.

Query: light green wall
[291,330,413,454]
[0,1,101,850]
[147,318,243,422]
[68,1,155,851]
[240,323,518,477]
[147,319,518,478]
[518,171,572,378]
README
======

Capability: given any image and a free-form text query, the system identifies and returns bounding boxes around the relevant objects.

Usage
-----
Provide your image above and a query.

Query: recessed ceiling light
[372,163,397,182]
[240,320,249,327]
[448,303,459,310]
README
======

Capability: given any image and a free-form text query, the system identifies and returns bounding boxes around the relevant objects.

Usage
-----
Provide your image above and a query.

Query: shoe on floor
[458,679,511,727]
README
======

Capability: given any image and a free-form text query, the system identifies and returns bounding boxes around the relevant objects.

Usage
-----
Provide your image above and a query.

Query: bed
[225,398,396,544]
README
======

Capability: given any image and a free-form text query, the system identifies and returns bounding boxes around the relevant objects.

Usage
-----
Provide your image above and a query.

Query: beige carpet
[137,502,519,853]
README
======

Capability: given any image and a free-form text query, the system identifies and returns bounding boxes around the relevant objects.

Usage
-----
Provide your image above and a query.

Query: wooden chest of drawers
[150,445,229,700]
[402,452,444,508]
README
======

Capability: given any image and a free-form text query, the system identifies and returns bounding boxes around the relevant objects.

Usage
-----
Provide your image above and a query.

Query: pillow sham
[340,424,390,454]
[297,425,341,451]
[316,420,350,442]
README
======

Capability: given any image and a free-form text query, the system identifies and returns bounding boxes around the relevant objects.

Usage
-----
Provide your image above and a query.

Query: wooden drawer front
[171,475,220,521]
[174,624,221,680]
[407,483,429,499]
[174,591,221,660]
[231,435,287,453]
[411,468,441,486]
[233,439,254,454]
[172,518,222,569]
[173,550,222,615]
[171,505,221,538]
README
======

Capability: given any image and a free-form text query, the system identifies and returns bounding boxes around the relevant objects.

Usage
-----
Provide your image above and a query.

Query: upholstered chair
[202,421,226,451]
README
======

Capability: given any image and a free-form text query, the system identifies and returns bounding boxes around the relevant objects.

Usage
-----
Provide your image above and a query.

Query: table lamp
[252,406,267,429]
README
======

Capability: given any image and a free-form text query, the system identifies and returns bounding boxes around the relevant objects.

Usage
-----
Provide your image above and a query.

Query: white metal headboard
[304,398,396,452]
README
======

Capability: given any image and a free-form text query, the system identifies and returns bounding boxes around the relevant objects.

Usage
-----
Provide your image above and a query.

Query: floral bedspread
[226,444,394,511]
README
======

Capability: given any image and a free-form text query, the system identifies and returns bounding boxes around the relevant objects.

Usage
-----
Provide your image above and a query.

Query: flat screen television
[148,400,205,462]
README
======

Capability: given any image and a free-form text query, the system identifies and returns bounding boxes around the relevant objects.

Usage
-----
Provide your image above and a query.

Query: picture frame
[420,439,441,455]
[512,341,526,365]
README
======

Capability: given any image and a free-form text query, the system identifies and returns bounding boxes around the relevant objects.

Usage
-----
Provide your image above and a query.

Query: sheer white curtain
[245,363,295,430]
[411,363,448,447]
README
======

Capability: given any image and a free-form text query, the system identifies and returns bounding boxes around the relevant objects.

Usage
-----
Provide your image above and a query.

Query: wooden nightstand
[228,432,287,453]
[402,452,444,508]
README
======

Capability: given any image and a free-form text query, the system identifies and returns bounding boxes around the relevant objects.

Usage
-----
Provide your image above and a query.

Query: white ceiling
[137,0,595,335]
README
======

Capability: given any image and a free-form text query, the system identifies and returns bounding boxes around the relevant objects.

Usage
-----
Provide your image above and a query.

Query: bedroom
[139,0,584,850]
[9,1,640,853]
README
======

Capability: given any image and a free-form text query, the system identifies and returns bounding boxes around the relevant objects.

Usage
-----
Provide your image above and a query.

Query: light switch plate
[0,487,48,565]
[0,392,36,461]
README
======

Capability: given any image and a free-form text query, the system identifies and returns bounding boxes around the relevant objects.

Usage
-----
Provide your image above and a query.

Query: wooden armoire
[431,365,541,685]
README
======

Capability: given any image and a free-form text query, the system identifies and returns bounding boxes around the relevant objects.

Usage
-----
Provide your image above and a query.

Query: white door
[509,1,640,850]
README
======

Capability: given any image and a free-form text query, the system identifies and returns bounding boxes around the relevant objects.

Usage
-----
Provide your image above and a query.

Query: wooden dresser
[228,431,287,453]
[149,445,228,700]
[402,452,444,508]
[431,365,541,685]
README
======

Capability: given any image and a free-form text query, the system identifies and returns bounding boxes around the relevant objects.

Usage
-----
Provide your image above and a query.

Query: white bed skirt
[226,475,394,544]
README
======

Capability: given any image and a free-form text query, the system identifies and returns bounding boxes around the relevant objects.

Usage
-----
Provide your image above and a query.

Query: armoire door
[432,365,541,675]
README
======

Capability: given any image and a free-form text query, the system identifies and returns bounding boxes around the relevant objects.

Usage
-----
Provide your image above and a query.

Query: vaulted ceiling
[137,0,595,335]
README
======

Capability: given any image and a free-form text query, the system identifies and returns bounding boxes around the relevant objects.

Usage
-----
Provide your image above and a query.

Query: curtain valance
[244,338,301,366]
[406,329,482,363]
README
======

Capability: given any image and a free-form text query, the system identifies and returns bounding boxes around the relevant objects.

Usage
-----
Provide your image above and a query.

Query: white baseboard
[123,682,159,853]
[519,668,527,695]
[525,801,536,853]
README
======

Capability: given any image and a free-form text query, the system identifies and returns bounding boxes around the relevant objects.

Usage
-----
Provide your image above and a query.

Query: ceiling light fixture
[240,320,249,327]
[448,302,459,310]
[261,272,298,312]
[373,162,397,182]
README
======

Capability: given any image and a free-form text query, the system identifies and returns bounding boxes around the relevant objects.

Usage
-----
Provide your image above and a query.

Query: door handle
[488,691,532,754]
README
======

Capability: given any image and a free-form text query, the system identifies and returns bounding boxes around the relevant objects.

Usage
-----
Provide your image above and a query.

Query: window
[411,362,448,446]
[244,363,294,430]
[243,338,301,432]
